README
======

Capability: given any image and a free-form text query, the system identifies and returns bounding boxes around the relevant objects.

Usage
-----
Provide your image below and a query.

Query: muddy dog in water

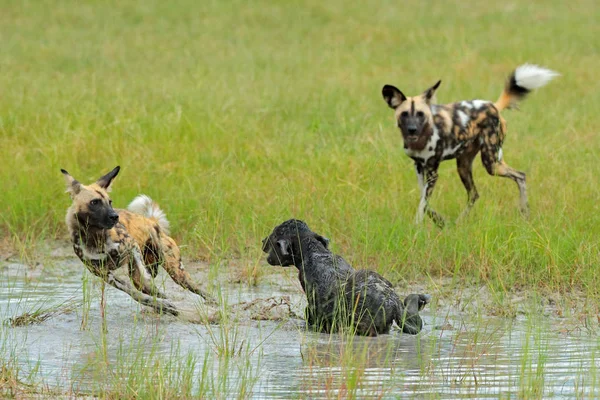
[382,64,559,227]
[262,219,430,336]
[61,166,215,316]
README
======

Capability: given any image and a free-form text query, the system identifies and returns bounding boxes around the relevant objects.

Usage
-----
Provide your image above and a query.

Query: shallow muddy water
[1,258,600,399]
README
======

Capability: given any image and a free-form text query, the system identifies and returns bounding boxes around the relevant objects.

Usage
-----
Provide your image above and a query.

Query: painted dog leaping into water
[382,64,559,228]
[61,166,215,317]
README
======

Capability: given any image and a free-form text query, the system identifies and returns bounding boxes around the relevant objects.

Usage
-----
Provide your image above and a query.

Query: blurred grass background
[1,0,599,291]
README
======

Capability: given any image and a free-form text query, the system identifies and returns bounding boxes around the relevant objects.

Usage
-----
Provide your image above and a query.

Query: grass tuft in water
[5,298,80,328]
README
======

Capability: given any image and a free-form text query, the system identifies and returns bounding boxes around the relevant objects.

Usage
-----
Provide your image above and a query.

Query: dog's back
[427,100,504,160]
[113,210,160,244]
[124,194,171,248]
[343,269,401,336]
[127,194,170,234]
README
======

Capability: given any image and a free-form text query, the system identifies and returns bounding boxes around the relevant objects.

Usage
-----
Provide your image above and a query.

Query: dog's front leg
[415,164,445,228]
[414,163,427,224]
[106,272,179,316]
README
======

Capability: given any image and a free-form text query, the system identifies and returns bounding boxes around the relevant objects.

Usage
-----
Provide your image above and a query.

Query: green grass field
[1,0,599,292]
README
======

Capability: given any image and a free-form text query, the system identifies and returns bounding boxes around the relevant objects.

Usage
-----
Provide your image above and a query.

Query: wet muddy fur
[262,219,430,336]
[61,166,215,317]
[382,64,558,228]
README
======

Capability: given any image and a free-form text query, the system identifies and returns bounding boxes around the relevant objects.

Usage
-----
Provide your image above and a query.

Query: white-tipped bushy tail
[495,64,559,111]
[513,64,560,90]
[127,194,171,234]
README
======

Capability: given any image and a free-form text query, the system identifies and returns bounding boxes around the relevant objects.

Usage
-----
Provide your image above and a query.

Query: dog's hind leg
[160,236,217,304]
[106,273,179,316]
[481,151,529,217]
[456,144,480,221]
[480,116,529,217]
[128,246,168,299]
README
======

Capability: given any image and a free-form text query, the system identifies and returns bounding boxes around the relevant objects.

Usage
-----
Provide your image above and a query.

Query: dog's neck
[291,236,327,267]
[292,236,349,285]
[70,226,108,250]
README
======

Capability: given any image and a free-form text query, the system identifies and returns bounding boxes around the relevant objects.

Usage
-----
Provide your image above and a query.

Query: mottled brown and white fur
[382,64,559,227]
[62,166,215,316]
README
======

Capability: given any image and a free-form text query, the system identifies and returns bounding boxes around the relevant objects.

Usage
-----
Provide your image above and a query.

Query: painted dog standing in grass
[62,166,215,316]
[262,219,430,336]
[382,64,559,227]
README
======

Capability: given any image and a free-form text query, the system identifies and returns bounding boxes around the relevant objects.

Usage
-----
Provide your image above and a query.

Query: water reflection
[1,263,600,398]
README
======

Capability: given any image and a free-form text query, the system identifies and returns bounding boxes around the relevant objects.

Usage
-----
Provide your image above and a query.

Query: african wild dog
[382,64,559,227]
[262,219,430,336]
[62,166,215,316]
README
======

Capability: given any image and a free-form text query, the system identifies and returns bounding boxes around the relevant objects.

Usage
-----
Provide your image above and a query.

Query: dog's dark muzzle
[105,212,119,228]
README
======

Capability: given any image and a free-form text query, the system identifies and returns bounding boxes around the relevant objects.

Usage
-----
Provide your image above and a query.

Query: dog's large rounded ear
[277,239,291,256]
[418,294,432,310]
[61,169,81,196]
[96,166,120,191]
[314,234,330,249]
[422,80,441,104]
[382,85,407,109]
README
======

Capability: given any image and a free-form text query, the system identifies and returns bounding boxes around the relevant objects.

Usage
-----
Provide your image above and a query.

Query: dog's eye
[109,199,113,206]
[90,199,100,206]
[416,111,425,118]
[400,111,409,118]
